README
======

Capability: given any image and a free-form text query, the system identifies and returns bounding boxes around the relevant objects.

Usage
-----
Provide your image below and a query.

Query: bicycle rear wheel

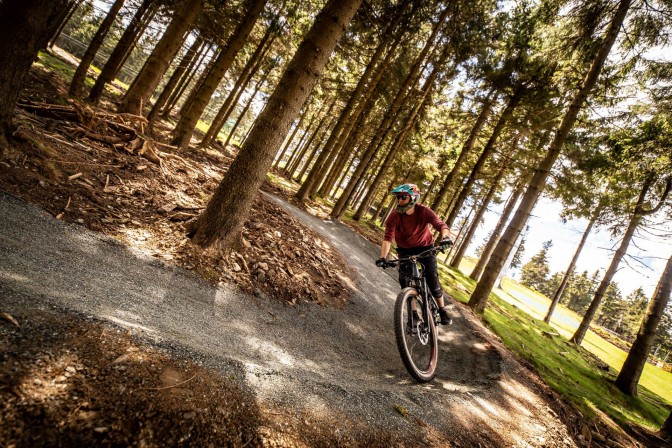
[393,287,438,382]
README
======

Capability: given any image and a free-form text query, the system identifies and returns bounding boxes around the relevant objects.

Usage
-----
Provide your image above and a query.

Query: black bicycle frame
[398,252,440,327]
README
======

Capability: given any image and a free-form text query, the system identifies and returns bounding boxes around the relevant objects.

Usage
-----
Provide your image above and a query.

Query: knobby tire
[394,287,438,382]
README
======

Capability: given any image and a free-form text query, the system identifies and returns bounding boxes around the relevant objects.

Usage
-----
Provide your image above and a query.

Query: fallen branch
[142,373,198,391]
[0,312,19,327]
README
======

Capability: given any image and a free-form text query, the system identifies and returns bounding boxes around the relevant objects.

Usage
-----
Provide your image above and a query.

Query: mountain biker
[376,183,457,325]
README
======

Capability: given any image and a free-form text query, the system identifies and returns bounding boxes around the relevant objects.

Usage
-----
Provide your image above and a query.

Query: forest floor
[0,50,663,447]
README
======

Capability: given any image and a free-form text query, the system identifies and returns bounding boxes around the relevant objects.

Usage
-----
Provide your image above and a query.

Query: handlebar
[379,243,451,269]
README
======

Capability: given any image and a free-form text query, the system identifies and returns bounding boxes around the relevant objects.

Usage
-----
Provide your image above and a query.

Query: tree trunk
[469,180,524,282]
[467,0,631,314]
[350,70,449,221]
[119,0,203,115]
[661,411,672,439]
[450,163,506,269]
[0,0,74,141]
[283,102,324,174]
[294,0,410,201]
[171,0,267,149]
[222,68,271,148]
[176,46,221,117]
[188,0,362,249]
[327,93,386,218]
[544,210,598,323]
[201,22,275,147]
[570,173,657,345]
[274,112,307,169]
[331,148,358,199]
[163,43,213,115]
[49,0,83,49]
[69,0,126,97]
[147,33,204,123]
[88,0,154,104]
[354,58,442,221]
[615,254,672,396]
[353,41,455,222]
[288,101,336,178]
[431,88,497,210]
[319,102,371,197]
[444,88,521,228]
[444,197,478,264]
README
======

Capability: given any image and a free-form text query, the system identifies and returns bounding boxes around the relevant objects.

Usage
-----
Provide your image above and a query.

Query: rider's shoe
[438,306,453,325]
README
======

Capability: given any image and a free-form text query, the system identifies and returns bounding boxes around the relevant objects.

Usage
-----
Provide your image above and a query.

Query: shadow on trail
[0,191,576,446]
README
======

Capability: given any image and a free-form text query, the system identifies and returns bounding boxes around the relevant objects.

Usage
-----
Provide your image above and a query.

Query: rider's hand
[439,237,454,249]
[375,258,387,268]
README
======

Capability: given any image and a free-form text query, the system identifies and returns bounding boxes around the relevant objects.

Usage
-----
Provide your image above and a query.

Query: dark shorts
[396,245,443,299]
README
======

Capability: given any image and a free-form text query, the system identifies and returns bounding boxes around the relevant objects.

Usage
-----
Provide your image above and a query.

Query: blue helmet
[391,183,420,213]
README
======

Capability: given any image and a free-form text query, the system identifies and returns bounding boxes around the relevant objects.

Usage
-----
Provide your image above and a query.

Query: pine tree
[520,240,552,293]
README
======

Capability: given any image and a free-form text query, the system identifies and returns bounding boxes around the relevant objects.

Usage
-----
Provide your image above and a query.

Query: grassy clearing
[438,262,671,430]
[36,51,128,100]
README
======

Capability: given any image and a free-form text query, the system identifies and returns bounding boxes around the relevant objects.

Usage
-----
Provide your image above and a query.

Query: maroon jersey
[383,204,448,249]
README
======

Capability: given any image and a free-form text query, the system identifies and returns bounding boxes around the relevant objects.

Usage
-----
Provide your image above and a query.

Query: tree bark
[188,0,362,249]
[49,0,83,49]
[0,0,74,141]
[201,22,276,147]
[147,33,204,123]
[289,101,337,178]
[570,173,671,345]
[294,0,410,201]
[615,254,672,396]
[353,64,439,221]
[295,116,337,181]
[469,180,525,282]
[274,105,309,169]
[450,163,507,269]
[119,0,203,115]
[468,0,631,313]
[327,102,383,218]
[222,67,271,148]
[69,0,126,97]
[330,9,450,213]
[320,105,370,197]
[544,210,598,323]
[88,0,154,104]
[171,0,267,149]
[282,101,324,174]
[431,88,497,210]
[444,89,522,228]
[163,42,213,115]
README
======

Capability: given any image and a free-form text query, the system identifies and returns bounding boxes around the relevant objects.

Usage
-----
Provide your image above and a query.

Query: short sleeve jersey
[383,204,448,249]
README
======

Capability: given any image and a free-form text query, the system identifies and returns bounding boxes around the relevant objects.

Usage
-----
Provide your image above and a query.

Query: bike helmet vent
[391,183,420,214]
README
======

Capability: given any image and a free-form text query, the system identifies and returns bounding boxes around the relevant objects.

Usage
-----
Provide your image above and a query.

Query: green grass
[437,261,671,430]
[36,50,102,92]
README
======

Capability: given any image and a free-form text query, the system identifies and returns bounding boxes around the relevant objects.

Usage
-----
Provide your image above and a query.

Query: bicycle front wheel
[393,287,438,382]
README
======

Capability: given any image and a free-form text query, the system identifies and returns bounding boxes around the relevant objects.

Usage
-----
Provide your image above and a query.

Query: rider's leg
[422,254,452,324]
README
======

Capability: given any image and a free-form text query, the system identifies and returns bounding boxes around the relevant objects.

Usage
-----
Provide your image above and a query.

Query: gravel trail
[0,191,576,446]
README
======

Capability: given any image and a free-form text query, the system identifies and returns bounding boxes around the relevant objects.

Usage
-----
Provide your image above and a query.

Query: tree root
[16,101,182,170]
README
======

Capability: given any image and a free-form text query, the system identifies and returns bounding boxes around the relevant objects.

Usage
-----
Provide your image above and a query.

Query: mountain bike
[380,246,448,382]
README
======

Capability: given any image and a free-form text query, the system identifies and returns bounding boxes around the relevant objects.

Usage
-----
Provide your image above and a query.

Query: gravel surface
[0,190,579,446]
